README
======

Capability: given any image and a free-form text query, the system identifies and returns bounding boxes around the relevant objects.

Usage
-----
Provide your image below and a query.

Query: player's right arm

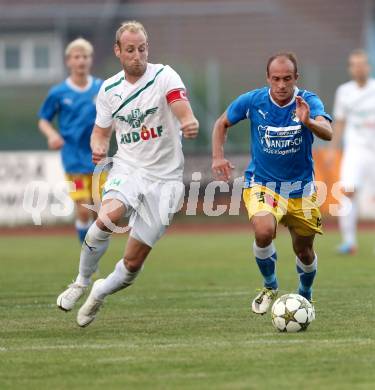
[326,86,346,166]
[92,80,115,164]
[91,125,112,164]
[38,119,64,150]
[331,119,345,149]
[212,111,235,182]
[212,92,250,181]
[324,119,345,167]
[38,87,64,150]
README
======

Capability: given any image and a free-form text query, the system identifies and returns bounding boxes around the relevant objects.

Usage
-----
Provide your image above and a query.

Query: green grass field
[0,229,374,390]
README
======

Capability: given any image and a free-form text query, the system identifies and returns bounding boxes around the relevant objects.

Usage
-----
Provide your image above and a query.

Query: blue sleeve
[305,93,332,122]
[38,88,59,121]
[226,92,251,125]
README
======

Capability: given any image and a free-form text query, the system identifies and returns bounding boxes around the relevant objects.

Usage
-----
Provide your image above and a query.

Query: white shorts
[340,146,375,191]
[102,168,184,247]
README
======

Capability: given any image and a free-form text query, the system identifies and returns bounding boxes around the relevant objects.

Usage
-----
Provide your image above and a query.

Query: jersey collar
[66,75,93,92]
[268,86,299,108]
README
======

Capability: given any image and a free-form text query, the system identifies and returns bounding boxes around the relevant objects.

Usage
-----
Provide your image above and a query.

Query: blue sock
[296,254,317,301]
[253,241,278,290]
[75,219,93,243]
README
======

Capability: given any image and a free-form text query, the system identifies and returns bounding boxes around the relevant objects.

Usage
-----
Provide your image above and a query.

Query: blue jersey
[227,87,331,198]
[38,76,103,174]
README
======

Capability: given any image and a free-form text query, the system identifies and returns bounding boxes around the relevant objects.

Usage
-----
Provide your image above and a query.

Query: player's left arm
[295,96,332,141]
[164,66,199,139]
[170,99,199,139]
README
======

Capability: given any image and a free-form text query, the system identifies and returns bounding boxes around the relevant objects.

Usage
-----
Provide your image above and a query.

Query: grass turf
[0,230,374,390]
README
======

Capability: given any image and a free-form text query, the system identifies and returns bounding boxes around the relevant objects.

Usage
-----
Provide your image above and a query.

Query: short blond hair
[115,20,148,45]
[65,38,93,57]
[349,48,368,61]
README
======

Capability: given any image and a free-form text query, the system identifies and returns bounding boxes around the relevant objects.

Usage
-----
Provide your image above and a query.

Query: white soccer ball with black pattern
[271,293,315,332]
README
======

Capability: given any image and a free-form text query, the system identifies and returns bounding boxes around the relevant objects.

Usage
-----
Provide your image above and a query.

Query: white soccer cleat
[57,283,86,311]
[251,287,278,315]
[76,279,105,327]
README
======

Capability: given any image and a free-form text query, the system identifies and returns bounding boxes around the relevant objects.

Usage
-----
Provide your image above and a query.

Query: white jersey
[96,63,186,181]
[333,79,375,149]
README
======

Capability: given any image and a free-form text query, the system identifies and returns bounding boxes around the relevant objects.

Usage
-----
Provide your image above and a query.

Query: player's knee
[97,203,125,232]
[97,210,123,227]
[251,215,275,247]
[254,227,274,247]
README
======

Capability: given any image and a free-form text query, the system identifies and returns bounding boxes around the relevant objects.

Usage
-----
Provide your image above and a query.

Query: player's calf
[252,241,279,315]
[296,255,317,303]
[76,258,143,327]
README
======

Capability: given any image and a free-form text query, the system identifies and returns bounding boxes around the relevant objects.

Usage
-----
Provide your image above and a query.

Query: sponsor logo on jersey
[120,125,164,144]
[116,107,158,129]
[257,125,302,151]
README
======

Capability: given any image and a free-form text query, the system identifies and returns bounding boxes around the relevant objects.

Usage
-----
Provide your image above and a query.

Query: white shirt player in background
[56,21,199,326]
[329,49,375,254]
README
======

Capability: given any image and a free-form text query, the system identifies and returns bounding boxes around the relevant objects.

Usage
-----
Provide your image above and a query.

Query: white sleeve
[332,86,346,121]
[163,65,186,94]
[95,84,113,128]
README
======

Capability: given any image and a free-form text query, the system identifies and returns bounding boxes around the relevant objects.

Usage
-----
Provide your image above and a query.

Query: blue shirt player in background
[212,52,332,315]
[38,38,104,243]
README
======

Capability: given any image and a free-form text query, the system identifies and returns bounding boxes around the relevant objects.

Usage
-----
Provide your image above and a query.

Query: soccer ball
[271,293,315,333]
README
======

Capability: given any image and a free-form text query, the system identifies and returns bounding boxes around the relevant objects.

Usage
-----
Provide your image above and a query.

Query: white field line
[122,290,251,301]
[0,338,373,353]
[12,303,56,309]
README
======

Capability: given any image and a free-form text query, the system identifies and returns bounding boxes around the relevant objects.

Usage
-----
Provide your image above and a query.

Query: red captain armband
[166,88,188,104]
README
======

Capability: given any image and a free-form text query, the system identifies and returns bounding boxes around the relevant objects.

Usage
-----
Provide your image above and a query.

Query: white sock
[296,253,318,273]
[338,196,357,246]
[253,241,276,259]
[75,222,111,287]
[93,259,142,300]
